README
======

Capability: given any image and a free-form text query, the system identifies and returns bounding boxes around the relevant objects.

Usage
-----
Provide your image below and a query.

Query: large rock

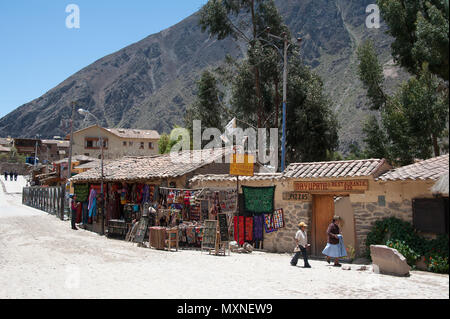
[370,245,411,277]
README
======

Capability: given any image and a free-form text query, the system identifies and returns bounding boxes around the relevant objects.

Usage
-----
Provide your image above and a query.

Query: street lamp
[257,28,302,172]
[78,108,105,236]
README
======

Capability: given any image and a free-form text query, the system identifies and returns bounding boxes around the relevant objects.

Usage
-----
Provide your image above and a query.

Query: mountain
[0,0,407,153]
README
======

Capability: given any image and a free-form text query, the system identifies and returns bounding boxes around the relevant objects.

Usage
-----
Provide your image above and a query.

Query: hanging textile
[136,184,144,204]
[245,217,253,242]
[88,196,97,218]
[242,186,275,215]
[74,184,89,202]
[120,185,127,205]
[273,209,285,229]
[142,184,150,203]
[131,184,137,203]
[88,188,96,211]
[253,215,265,241]
[233,216,245,246]
[264,214,276,233]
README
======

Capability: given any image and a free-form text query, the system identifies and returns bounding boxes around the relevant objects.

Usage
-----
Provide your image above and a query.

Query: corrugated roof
[42,139,70,147]
[190,173,283,184]
[283,159,389,179]
[70,148,235,183]
[378,155,449,182]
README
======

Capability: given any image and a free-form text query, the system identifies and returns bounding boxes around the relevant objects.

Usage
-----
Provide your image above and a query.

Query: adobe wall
[349,179,436,256]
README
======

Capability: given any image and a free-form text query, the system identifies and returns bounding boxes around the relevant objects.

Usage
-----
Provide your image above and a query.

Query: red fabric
[245,217,253,242]
[233,216,245,246]
[76,204,82,223]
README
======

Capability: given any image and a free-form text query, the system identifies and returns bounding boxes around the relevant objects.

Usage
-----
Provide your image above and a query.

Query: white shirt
[295,229,308,248]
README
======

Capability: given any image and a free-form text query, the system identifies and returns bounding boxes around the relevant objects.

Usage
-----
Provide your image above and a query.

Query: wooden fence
[22,186,66,220]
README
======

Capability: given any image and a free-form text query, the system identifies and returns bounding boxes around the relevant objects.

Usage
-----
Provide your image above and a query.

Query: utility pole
[259,29,302,172]
[68,102,76,182]
[281,33,289,173]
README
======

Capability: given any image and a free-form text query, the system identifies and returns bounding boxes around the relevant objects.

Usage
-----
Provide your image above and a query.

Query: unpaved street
[0,178,448,299]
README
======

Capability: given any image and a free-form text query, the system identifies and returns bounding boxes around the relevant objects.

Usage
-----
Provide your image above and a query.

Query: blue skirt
[322,235,347,258]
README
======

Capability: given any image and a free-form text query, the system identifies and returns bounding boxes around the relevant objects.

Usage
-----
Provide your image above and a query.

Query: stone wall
[350,179,436,257]
[263,200,312,253]
[352,199,413,257]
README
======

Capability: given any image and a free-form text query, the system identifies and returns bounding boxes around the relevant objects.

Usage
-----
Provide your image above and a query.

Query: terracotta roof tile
[189,173,283,184]
[284,159,389,179]
[71,148,235,183]
[377,155,449,181]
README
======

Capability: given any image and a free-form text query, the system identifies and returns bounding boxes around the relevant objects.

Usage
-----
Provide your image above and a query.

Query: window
[140,142,145,150]
[413,198,449,234]
[149,142,154,150]
[85,139,97,149]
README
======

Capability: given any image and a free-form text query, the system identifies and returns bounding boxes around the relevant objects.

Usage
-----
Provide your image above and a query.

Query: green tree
[185,70,225,149]
[377,0,449,80]
[357,37,449,165]
[383,66,449,163]
[357,41,388,110]
[199,0,290,128]
[284,56,339,163]
[200,0,339,164]
[362,115,389,159]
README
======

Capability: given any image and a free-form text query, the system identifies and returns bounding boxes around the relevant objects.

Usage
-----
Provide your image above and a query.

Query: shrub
[366,217,449,274]
[427,256,449,274]
[386,240,420,267]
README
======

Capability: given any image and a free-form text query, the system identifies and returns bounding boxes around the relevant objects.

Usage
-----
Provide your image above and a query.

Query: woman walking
[322,216,347,267]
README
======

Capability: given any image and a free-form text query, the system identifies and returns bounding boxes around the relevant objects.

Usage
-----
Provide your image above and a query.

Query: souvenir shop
[234,186,285,249]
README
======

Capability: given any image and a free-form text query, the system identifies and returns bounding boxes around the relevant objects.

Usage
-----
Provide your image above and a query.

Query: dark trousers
[291,246,310,267]
[71,209,77,229]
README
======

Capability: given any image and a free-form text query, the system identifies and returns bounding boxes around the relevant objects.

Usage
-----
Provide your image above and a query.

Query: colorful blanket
[264,214,277,233]
[273,209,285,229]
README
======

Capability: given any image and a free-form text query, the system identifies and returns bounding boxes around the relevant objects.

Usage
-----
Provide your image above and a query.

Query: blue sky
[0,0,207,118]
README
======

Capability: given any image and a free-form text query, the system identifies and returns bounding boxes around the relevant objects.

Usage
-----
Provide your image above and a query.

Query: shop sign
[294,180,369,192]
[282,192,311,201]
[230,154,255,177]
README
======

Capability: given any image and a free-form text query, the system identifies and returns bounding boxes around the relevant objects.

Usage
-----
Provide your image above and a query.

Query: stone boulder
[370,245,411,277]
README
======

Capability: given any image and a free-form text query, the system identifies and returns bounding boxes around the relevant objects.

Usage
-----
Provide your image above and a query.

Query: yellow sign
[294,180,369,193]
[230,154,255,177]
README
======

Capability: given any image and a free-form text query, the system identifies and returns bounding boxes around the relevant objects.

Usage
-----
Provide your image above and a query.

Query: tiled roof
[189,173,283,184]
[377,155,449,181]
[71,148,235,183]
[283,159,389,179]
[432,173,449,196]
[106,128,160,140]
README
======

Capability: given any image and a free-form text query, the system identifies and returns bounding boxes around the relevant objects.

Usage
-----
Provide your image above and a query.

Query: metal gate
[22,186,66,220]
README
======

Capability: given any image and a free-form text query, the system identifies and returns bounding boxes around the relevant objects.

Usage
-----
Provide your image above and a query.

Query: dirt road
[0,180,448,299]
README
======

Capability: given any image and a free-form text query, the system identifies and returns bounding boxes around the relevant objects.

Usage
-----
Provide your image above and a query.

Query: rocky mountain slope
[0,0,407,153]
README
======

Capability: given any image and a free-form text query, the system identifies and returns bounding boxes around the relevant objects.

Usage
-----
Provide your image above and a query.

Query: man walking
[291,222,311,268]
[4,171,8,181]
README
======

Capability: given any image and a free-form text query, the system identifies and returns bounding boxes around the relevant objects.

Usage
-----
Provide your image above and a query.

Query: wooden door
[312,195,335,256]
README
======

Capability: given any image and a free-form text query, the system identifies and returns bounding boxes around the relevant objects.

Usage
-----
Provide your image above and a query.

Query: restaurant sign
[230,154,255,177]
[282,192,311,201]
[294,180,369,193]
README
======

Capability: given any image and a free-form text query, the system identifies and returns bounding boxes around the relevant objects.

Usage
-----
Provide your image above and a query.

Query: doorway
[312,195,335,256]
